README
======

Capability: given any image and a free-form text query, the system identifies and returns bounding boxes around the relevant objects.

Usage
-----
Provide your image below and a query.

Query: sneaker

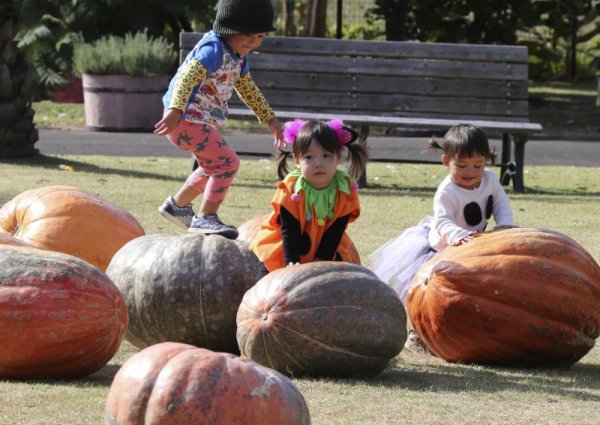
[404,330,433,355]
[188,214,239,239]
[158,196,195,229]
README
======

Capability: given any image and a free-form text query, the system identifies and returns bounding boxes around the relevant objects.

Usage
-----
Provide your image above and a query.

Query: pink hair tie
[282,118,357,148]
[283,119,307,145]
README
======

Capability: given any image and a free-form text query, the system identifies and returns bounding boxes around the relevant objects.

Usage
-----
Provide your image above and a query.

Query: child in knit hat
[154,0,284,239]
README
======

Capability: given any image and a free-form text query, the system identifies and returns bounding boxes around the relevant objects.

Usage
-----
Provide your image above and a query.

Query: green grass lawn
[0,155,599,424]
[529,80,600,139]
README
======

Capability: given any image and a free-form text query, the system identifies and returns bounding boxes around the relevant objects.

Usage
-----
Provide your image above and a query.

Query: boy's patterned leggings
[166,120,240,204]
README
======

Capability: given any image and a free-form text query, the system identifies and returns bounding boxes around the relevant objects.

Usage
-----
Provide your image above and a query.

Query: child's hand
[154,108,182,136]
[267,117,285,149]
[453,232,479,245]
[494,225,516,230]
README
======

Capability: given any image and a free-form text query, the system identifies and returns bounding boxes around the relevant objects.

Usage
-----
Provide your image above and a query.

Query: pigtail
[488,147,497,165]
[427,136,443,152]
[345,140,369,182]
[275,149,293,180]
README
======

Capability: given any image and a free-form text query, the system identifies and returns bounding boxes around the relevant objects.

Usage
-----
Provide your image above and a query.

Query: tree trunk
[0,0,38,158]
[306,0,328,37]
[567,14,578,80]
[282,0,297,36]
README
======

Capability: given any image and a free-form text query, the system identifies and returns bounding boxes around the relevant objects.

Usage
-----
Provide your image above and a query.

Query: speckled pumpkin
[238,214,362,264]
[0,185,145,271]
[0,245,128,378]
[237,262,407,377]
[407,227,600,367]
[106,233,261,353]
[104,342,311,425]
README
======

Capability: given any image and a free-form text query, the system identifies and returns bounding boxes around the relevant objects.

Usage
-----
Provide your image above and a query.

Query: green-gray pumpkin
[236,262,407,377]
[106,233,260,353]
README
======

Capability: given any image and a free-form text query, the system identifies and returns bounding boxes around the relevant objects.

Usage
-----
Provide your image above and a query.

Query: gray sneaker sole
[188,227,239,239]
[158,207,189,230]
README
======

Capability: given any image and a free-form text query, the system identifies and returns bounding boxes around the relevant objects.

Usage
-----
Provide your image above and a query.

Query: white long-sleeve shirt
[429,169,513,251]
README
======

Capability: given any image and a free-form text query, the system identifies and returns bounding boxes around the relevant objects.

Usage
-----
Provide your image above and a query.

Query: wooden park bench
[180,33,543,192]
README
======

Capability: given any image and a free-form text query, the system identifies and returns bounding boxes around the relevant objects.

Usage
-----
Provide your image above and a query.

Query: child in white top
[369,124,514,305]
[369,124,514,354]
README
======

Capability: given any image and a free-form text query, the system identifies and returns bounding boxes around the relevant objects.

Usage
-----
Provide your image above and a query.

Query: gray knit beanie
[213,0,276,35]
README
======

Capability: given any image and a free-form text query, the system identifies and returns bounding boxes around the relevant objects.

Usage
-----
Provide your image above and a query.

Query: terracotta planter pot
[82,74,167,132]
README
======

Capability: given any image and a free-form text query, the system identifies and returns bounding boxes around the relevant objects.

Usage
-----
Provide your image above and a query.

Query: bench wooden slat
[231,91,530,118]
[229,106,534,126]
[249,71,529,99]
[227,107,542,133]
[247,53,528,81]
[180,33,529,63]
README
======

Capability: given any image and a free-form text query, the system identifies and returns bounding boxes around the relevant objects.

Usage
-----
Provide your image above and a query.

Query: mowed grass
[0,154,599,424]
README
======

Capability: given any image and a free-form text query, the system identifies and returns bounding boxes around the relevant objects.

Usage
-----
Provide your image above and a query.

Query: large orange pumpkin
[0,185,145,271]
[238,214,362,264]
[407,227,600,367]
[237,262,407,377]
[0,245,128,378]
[105,342,311,425]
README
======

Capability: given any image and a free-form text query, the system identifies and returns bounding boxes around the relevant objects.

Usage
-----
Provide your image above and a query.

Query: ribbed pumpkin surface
[106,233,260,353]
[0,185,145,271]
[407,227,600,367]
[0,245,128,378]
[105,342,311,425]
[237,262,407,377]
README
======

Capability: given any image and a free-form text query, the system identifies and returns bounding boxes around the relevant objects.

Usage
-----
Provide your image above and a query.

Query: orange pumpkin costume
[250,170,360,272]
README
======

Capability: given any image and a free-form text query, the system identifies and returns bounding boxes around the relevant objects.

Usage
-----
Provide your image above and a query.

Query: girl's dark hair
[428,123,497,164]
[275,120,369,181]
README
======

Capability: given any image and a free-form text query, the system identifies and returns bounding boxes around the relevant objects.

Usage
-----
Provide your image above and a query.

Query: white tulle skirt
[368,216,437,305]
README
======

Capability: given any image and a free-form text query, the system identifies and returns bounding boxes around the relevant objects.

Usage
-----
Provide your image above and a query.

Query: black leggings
[256,262,270,282]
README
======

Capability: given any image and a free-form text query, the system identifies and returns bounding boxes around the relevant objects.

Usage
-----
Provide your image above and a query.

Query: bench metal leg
[357,125,369,188]
[512,133,527,193]
[500,133,511,178]
[499,133,516,187]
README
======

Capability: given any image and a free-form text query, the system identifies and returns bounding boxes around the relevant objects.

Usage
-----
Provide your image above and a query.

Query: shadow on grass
[1,154,183,183]
[2,154,284,193]
[362,184,600,198]
[4,154,600,198]
[516,189,600,197]
[3,363,122,388]
[353,357,600,401]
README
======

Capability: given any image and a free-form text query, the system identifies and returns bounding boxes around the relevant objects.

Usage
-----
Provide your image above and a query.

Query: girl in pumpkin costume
[251,119,368,279]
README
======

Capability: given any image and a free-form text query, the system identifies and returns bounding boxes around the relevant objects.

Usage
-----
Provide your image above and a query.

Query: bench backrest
[180,33,531,124]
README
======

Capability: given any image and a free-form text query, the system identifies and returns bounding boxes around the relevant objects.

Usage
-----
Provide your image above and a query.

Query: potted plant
[73,30,177,132]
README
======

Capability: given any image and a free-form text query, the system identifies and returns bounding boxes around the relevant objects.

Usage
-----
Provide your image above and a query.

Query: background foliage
[15,0,600,98]
[72,31,177,76]
[16,0,217,97]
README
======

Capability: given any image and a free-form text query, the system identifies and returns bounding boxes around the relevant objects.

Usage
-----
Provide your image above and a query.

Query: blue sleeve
[187,32,223,74]
[240,56,249,76]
